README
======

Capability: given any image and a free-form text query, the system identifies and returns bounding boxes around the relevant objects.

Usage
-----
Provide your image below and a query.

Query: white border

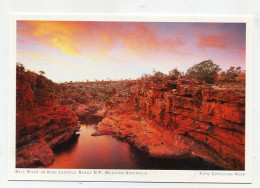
[8,14,253,183]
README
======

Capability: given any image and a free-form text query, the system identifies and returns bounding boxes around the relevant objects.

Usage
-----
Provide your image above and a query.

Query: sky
[17,21,246,82]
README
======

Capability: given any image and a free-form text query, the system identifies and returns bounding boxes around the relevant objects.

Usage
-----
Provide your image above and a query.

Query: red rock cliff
[95,76,245,170]
[16,69,80,168]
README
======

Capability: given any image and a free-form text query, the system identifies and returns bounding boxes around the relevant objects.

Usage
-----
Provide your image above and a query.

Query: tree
[16,62,25,71]
[38,70,45,75]
[186,60,221,84]
[219,66,243,82]
[169,68,181,79]
[153,71,163,78]
[226,66,242,81]
[152,69,164,79]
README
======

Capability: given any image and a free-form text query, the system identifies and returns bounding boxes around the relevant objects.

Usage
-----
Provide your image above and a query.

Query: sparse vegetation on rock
[16,61,246,169]
[186,60,221,84]
[218,66,245,84]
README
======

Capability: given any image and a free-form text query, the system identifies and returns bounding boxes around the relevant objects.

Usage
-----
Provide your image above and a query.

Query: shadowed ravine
[47,124,223,170]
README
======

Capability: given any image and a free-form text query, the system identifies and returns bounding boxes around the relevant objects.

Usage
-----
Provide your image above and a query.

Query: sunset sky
[17,21,246,82]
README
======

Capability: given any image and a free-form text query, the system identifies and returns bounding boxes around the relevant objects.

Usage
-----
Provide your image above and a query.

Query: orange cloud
[22,50,39,59]
[198,34,229,49]
[17,21,184,57]
[18,21,80,55]
[51,37,77,55]
[113,23,184,56]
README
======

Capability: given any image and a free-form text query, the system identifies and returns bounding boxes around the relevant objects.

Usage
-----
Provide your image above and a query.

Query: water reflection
[47,124,222,170]
[48,124,137,169]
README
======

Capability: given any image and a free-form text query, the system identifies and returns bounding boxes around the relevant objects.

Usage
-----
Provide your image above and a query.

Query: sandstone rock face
[16,70,80,168]
[71,103,105,123]
[95,77,245,170]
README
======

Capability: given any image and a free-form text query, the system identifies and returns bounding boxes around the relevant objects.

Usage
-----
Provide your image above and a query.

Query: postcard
[8,14,253,183]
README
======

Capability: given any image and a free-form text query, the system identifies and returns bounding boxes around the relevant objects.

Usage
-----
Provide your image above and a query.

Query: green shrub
[186,60,221,84]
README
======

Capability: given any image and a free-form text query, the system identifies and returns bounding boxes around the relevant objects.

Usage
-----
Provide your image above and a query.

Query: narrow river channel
[47,124,222,170]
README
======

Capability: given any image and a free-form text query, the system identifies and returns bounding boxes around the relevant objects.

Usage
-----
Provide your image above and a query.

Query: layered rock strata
[94,77,245,170]
[16,70,80,168]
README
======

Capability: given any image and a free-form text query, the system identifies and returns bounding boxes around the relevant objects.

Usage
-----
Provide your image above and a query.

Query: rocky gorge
[16,65,245,170]
[93,76,245,170]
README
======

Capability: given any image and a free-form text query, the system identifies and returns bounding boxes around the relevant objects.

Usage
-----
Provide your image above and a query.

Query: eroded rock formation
[16,70,80,168]
[94,77,245,170]
[16,65,245,170]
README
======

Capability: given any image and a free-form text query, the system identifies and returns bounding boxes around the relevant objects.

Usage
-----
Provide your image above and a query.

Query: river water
[47,124,222,170]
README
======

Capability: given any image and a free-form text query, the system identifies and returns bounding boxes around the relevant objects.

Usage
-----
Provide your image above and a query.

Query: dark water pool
[47,124,222,170]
